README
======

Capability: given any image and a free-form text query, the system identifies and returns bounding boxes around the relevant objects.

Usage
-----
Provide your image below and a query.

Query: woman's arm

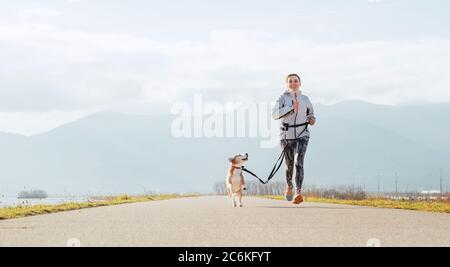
[306,96,316,125]
[272,94,294,120]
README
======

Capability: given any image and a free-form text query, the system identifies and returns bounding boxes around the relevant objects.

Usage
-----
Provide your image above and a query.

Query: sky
[0,0,449,135]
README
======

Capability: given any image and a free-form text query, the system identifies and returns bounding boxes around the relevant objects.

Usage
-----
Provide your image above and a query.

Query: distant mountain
[0,101,449,195]
[315,100,450,153]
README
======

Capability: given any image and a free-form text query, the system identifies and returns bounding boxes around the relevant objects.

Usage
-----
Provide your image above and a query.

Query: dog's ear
[228,157,234,163]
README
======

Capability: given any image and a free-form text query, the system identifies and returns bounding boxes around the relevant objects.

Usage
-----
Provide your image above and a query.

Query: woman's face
[287,76,301,91]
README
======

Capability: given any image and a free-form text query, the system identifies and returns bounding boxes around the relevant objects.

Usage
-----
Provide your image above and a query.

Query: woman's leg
[294,136,310,194]
[282,140,296,192]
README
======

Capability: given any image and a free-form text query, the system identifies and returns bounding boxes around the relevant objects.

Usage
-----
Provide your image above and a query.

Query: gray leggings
[280,136,310,192]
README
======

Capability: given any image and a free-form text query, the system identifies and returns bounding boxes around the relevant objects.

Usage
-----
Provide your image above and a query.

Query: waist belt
[281,122,308,131]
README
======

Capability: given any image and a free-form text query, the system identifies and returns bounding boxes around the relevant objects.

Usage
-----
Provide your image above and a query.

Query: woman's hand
[308,116,316,126]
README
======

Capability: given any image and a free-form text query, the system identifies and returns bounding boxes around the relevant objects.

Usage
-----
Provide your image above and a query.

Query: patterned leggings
[281,136,310,193]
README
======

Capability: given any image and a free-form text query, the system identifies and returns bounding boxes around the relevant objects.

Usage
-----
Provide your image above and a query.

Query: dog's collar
[232,166,243,170]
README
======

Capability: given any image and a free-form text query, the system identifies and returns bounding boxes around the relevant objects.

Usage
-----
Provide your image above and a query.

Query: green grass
[261,195,450,213]
[0,194,197,220]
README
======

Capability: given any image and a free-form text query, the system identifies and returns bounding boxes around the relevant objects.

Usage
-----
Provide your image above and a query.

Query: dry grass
[0,194,197,220]
[262,195,450,213]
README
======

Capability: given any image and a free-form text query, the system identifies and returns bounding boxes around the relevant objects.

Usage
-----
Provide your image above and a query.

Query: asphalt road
[0,196,449,247]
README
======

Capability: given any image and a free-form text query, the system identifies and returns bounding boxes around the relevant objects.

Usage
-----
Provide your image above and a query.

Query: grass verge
[0,194,197,220]
[261,195,450,213]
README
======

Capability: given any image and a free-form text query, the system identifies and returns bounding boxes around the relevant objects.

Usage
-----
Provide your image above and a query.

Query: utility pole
[440,168,443,199]
[363,177,366,193]
[395,172,398,198]
[377,173,381,196]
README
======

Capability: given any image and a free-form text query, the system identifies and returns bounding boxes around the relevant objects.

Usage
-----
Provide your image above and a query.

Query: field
[263,195,450,213]
[0,194,197,220]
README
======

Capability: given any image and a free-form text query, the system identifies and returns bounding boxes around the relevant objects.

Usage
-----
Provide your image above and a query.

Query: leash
[241,122,309,184]
[241,145,287,185]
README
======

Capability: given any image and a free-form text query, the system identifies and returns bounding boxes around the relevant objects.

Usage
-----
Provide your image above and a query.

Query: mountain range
[0,101,449,195]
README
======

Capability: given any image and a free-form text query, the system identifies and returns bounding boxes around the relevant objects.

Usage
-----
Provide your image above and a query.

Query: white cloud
[17,8,63,20]
[0,22,449,134]
[1,24,450,105]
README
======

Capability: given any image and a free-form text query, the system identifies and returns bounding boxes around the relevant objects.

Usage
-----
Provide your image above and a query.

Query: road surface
[1,196,449,247]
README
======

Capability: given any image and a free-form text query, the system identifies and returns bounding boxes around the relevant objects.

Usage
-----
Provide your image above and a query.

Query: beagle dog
[226,153,248,207]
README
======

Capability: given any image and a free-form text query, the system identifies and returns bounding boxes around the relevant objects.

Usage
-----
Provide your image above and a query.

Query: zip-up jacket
[272,89,315,140]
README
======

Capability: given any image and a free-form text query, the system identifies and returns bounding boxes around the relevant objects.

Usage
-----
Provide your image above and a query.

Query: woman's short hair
[285,73,301,83]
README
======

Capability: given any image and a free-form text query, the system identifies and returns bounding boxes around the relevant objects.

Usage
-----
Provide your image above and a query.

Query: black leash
[240,167,267,184]
[241,122,309,185]
[242,145,287,185]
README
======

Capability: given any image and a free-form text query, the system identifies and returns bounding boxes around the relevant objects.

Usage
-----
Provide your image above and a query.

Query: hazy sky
[1,0,449,135]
